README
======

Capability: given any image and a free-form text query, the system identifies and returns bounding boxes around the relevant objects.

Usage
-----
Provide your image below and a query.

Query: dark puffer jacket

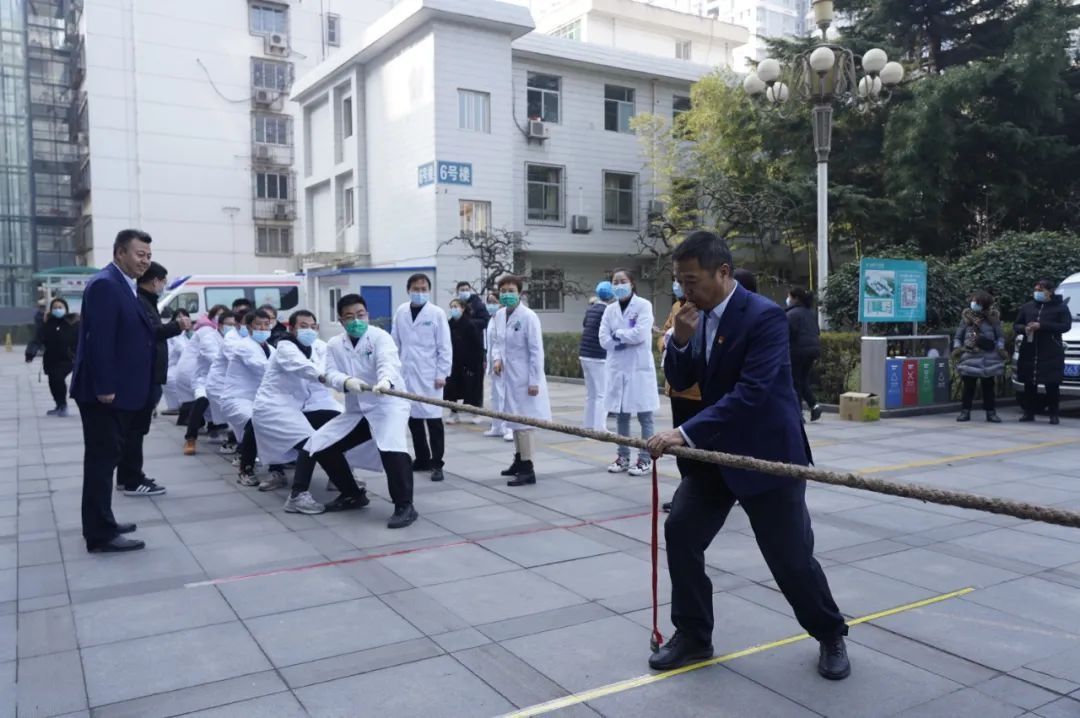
[786,304,821,358]
[38,314,79,376]
[1014,295,1073,384]
[579,302,607,360]
[952,308,1006,378]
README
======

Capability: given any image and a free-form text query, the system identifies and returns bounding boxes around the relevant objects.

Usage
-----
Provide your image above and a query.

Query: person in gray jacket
[953,290,1007,423]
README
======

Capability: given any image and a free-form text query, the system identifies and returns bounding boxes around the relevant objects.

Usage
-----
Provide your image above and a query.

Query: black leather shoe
[986,411,1001,423]
[1049,415,1060,425]
[500,453,522,477]
[507,461,536,487]
[1019,413,1036,422]
[116,523,137,534]
[810,405,823,422]
[325,492,370,512]
[956,410,971,422]
[88,536,145,553]
[662,501,672,513]
[430,468,445,482]
[648,632,713,671]
[411,459,432,472]
[818,637,851,680]
[388,504,418,529]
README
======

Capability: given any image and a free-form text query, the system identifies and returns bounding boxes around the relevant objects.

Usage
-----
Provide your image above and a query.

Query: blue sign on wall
[858,258,928,323]
[417,160,472,187]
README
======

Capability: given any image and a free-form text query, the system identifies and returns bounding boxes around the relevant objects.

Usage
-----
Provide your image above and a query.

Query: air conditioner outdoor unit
[255,145,271,160]
[571,215,592,234]
[647,199,667,217]
[253,89,277,106]
[273,202,291,220]
[527,120,549,141]
[266,33,289,54]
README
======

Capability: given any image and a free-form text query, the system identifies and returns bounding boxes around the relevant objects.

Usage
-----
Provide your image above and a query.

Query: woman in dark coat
[1014,278,1073,424]
[786,287,822,421]
[445,297,485,423]
[38,297,79,416]
[952,290,1006,423]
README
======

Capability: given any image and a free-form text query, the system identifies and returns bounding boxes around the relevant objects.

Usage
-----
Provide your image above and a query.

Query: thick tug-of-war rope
[352,382,1080,530]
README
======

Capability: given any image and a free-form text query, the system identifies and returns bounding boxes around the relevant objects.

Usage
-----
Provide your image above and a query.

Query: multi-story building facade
[704,0,810,68]
[293,0,729,331]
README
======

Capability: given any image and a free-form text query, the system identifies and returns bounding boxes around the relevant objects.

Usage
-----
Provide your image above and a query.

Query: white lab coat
[490,304,551,430]
[599,294,660,414]
[163,332,190,410]
[206,329,241,425]
[305,329,408,471]
[391,301,452,420]
[485,316,506,430]
[174,325,221,403]
[303,338,344,413]
[221,337,274,440]
[252,340,336,465]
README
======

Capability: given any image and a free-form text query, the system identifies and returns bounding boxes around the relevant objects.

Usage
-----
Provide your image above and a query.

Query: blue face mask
[613,284,632,300]
[252,329,271,344]
[51,308,65,319]
[486,303,500,315]
[1034,291,1048,303]
[449,307,463,320]
[296,328,318,347]
[970,302,983,312]
[237,325,249,338]
[410,292,429,306]
[672,282,684,300]
[457,291,472,302]
[221,326,235,337]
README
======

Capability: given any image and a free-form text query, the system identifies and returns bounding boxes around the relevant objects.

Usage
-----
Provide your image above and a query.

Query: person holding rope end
[645,231,850,680]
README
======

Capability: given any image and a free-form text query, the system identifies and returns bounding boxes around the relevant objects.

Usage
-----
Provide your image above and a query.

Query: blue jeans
[616,411,654,462]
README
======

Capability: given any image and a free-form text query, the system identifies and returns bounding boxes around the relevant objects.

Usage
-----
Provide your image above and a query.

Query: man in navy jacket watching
[70,229,156,553]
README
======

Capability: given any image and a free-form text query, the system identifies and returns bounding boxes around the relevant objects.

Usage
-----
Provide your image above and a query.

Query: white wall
[583,15,731,67]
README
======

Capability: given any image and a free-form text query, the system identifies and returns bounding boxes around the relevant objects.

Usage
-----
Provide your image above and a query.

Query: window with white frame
[459,200,491,237]
[343,186,355,227]
[550,19,581,41]
[675,39,692,60]
[604,85,635,133]
[326,13,340,47]
[672,95,692,138]
[526,164,563,224]
[256,225,292,256]
[253,113,290,145]
[249,2,287,35]
[458,89,490,133]
[342,96,353,138]
[529,268,564,312]
[328,287,342,318]
[526,73,560,123]
[255,171,289,199]
[603,171,637,228]
[252,59,290,91]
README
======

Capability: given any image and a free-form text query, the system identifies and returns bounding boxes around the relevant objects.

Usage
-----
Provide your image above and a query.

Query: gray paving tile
[244,596,422,667]
[533,552,670,610]
[378,587,471,635]
[1033,696,1080,718]
[0,543,14,570]
[81,622,271,707]
[91,670,286,718]
[177,691,308,717]
[376,542,518,587]
[975,675,1065,711]
[0,568,13,602]
[411,488,496,512]
[894,687,1027,717]
[1009,667,1079,696]
[431,627,490,653]
[424,504,546,534]
[64,546,204,592]
[170,513,291,546]
[477,601,616,643]
[294,654,514,717]
[454,643,600,716]
[323,513,452,550]
[0,613,12,662]
[73,586,235,647]
[948,529,1080,569]
[17,605,77,658]
[279,637,443,689]
[17,561,66,599]
[420,569,586,625]
[0,661,12,718]
[1024,645,1080,686]
[963,576,1080,632]
[17,537,61,567]
[479,529,617,568]
[17,649,87,718]
[850,623,998,687]
[217,564,370,619]
[187,531,324,576]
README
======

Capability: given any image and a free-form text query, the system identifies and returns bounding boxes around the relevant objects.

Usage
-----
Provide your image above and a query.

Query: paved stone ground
[3,350,1080,718]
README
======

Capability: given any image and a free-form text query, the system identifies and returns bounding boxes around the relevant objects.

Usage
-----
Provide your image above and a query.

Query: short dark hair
[733,268,757,294]
[337,293,367,315]
[456,281,473,291]
[244,309,274,326]
[207,304,229,321]
[231,297,252,310]
[970,290,994,309]
[406,273,431,291]
[138,261,167,284]
[611,267,635,286]
[497,274,523,292]
[672,231,735,273]
[258,303,277,314]
[113,229,151,256]
[289,309,317,327]
[174,308,190,318]
[49,297,69,313]
[1035,278,1057,293]
[789,286,814,309]
[217,310,236,324]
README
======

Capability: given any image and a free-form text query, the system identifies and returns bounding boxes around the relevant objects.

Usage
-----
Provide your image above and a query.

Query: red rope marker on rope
[650,459,664,653]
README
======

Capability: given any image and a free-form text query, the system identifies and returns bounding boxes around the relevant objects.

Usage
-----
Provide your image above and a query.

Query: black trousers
[116,384,162,489]
[238,420,286,474]
[961,376,996,412]
[47,369,70,408]
[791,353,818,410]
[185,396,209,439]
[408,418,445,468]
[78,401,138,547]
[666,474,847,644]
[312,416,414,507]
[290,410,345,494]
[670,396,708,481]
[1024,381,1061,415]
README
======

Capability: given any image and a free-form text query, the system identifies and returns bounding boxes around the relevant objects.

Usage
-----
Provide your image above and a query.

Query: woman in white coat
[162,308,191,413]
[307,293,418,528]
[490,275,551,487]
[481,291,510,440]
[599,268,659,476]
[391,273,452,483]
[181,307,234,455]
[206,320,245,454]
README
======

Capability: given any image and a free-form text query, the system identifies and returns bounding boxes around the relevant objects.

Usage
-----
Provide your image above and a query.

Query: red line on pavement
[185,509,652,588]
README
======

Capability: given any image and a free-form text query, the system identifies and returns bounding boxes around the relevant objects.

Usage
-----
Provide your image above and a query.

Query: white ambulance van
[158,274,305,321]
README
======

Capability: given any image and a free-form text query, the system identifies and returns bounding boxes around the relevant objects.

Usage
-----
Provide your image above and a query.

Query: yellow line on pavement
[858,438,1078,474]
[500,587,975,718]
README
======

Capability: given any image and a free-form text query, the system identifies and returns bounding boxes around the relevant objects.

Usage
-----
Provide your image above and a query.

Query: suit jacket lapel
[706,284,748,374]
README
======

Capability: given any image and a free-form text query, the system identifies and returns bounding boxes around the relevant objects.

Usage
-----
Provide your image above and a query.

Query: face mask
[486,303,500,315]
[613,284,632,300]
[786,297,794,308]
[252,329,271,344]
[500,292,519,308]
[51,308,65,319]
[345,319,368,338]
[1034,291,1048,302]
[672,282,684,300]
[184,330,193,339]
[457,291,472,302]
[222,326,235,337]
[296,328,318,346]
[970,302,983,312]
[410,292,429,306]
[449,308,463,320]
[237,326,249,338]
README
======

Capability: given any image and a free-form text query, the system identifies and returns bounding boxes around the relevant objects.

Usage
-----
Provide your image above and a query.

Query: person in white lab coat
[161,308,191,414]
[391,273,452,483]
[481,291,511,440]
[251,310,357,515]
[306,293,418,528]
[490,275,551,486]
[205,312,248,456]
[182,308,235,455]
[600,268,659,476]
[174,303,227,426]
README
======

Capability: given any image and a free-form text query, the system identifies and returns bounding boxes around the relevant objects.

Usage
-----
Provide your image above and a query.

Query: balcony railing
[253,198,296,221]
[73,158,90,199]
[252,143,295,167]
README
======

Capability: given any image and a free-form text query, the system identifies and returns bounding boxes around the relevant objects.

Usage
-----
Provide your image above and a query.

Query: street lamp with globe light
[741,0,903,328]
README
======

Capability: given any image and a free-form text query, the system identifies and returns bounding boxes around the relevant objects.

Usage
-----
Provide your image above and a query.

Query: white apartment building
[291,0,722,332]
[74,0,393,276]
[704,0,809,68]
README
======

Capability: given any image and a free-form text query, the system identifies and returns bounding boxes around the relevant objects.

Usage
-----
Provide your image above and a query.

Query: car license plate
[1066,364,1080,378]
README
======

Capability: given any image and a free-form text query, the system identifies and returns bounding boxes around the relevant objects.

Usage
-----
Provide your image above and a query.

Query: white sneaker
[283,491,324,514]
[258,469,288,492]
[446,414,460,425]
[483,426,501,437]
[502,430,514,442]
[607,457,630,473]
[472,415,487,425]
[628,458,654,476]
